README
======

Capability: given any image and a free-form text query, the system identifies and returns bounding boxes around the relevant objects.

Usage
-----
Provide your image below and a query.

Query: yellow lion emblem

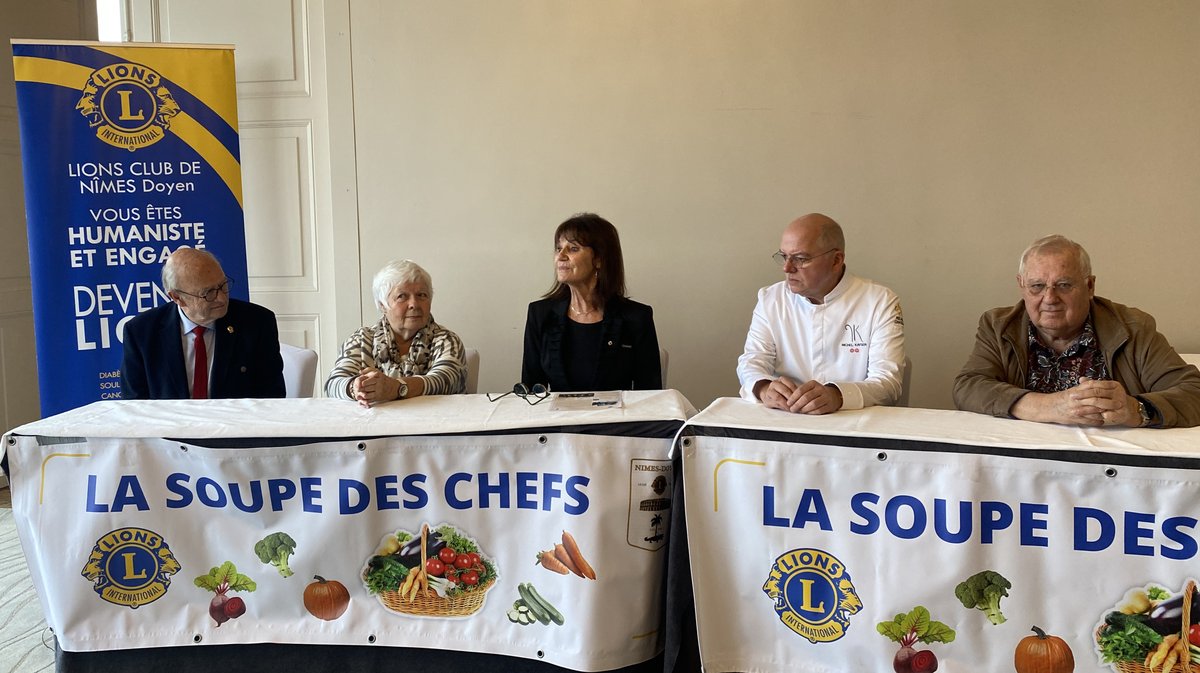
[761,547,861,643]
[81,528,180,609]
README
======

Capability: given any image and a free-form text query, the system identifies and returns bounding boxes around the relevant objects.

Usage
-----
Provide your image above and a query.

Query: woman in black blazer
[522,213,662,392]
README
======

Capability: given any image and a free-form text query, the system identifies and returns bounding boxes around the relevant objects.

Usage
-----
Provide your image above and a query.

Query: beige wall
[359,2,1197,409]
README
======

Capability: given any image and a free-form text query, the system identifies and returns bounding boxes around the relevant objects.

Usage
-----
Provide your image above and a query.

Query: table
[678,398,1200,673]
[2,391,696,673]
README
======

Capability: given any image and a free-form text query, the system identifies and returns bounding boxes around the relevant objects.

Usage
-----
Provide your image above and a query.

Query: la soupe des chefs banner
[683,428,1200,673]
[4,431,672,671]
[11,40,248,415]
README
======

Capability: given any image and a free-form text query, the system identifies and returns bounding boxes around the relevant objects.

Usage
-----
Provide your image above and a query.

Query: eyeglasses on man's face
[175,278,233,303]
[1023,280,1083,297]
[487,383,551,405]
[772,248,838,269]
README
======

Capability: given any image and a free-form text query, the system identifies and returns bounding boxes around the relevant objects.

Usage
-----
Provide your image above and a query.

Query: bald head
[163,248,230,324]
[785,213,846,255]
[163,248,223,292]
[778,213,847,303]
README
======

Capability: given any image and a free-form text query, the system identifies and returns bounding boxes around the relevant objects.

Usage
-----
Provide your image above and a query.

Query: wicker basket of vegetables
[362,523,498,618]
[1097,580,1198,673]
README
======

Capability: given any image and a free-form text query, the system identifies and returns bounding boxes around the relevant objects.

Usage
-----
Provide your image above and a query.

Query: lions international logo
[75,62,181,151]
[761,548,861,643]
[81,528,181,609]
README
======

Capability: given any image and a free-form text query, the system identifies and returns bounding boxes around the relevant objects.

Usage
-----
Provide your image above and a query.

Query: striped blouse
[324,316,466,399]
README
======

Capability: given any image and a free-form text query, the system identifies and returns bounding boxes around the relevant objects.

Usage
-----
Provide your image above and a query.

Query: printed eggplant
[397,531,446,569]
[1146,591,1200,635]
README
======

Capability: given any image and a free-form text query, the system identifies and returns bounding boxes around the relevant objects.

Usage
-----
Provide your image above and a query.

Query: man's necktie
[192,325,208,399]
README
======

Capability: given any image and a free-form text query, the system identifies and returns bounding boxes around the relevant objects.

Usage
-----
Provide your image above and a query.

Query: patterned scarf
[370,316,437,378]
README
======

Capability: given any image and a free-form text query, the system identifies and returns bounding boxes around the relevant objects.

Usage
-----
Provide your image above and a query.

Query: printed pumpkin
[1014,626,1074,673]
[304,575,350,621]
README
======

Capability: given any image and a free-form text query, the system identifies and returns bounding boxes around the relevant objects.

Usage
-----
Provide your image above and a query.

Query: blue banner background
[13,42,247,416]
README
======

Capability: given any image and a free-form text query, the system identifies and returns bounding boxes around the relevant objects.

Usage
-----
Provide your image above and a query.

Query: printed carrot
[561,530,596,580]
[536,550,570,575]
[554,543,583,577]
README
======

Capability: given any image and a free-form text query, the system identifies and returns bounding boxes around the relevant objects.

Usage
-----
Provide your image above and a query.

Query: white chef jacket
[736,272,905,409]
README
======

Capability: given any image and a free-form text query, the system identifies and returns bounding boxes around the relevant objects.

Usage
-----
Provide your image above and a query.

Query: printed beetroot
[223,596,247,619]
[910,649,938,673]
[209,594,230,626]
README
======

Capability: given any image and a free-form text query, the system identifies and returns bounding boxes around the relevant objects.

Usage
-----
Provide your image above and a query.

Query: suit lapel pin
[227,326,235,333]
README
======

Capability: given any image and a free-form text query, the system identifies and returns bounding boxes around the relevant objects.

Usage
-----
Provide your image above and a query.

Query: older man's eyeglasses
[175,278,233,302]
[487,383,551,405]
[772,248,837,269]
[1023,280,1080,296]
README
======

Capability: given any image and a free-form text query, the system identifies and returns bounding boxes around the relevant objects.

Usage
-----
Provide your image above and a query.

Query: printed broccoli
[954,570,1011,625]
[254,532,297,578]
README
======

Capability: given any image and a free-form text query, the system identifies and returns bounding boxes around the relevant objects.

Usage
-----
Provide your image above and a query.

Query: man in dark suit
[120,248,286,400]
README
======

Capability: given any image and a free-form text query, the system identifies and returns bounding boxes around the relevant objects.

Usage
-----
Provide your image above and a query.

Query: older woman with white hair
[325,260,466,406]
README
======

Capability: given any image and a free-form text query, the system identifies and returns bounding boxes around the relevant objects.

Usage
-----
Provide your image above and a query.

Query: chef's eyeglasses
[487,383,551,405]
[772,248,838,269]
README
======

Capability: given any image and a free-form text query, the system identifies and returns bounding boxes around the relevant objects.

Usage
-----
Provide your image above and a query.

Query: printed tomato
[1189,623,1200,647]
[438,548,457,565]
[460,570,479,585]
[425,558,445,577]
[454,555,472,570]
[467,552,481,566]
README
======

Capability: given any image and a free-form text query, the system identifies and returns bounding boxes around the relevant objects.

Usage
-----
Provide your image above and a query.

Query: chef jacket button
[240,366,247,373]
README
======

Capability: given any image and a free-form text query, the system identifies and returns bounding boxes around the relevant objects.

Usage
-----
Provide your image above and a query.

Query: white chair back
[897,356,912,407]
[464,348,480,394]
[280,343,318,398]
[1180,354,1200,369]
[659,348,669,389]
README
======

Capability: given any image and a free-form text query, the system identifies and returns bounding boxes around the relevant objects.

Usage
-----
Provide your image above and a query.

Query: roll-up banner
[11,40,247,416]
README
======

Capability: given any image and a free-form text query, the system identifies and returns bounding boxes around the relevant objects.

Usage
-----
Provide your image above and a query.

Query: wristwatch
[1134,397,1152,427]
[397,381,409,400]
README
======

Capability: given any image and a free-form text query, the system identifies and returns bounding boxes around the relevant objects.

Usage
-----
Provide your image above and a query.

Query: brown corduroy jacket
[953,296,1200,428]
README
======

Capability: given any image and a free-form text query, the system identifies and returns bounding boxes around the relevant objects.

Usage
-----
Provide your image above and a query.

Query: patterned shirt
[1025,319,1109,393]
[324,316,466,399]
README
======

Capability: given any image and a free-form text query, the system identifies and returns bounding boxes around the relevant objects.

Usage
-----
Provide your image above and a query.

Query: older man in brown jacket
[954,235,1200,428]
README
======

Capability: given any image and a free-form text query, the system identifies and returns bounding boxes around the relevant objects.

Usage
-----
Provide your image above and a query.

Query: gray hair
[1018,235,1092,277]
[373,259,433,310]
[162,247,221,292]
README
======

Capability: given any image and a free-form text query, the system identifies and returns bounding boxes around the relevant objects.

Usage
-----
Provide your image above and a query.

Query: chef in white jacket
[737,213,906,414]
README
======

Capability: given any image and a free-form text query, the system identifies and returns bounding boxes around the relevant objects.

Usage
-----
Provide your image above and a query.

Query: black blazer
[522,296,662,392]
[120,299,286,400]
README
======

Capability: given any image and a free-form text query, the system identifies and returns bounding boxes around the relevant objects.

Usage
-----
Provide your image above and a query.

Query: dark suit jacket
[522,296,662,392]
[120,299,286,400]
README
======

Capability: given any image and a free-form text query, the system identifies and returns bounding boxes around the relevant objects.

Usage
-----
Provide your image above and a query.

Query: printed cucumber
[517,583,551,625]
[521,582,564,626]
